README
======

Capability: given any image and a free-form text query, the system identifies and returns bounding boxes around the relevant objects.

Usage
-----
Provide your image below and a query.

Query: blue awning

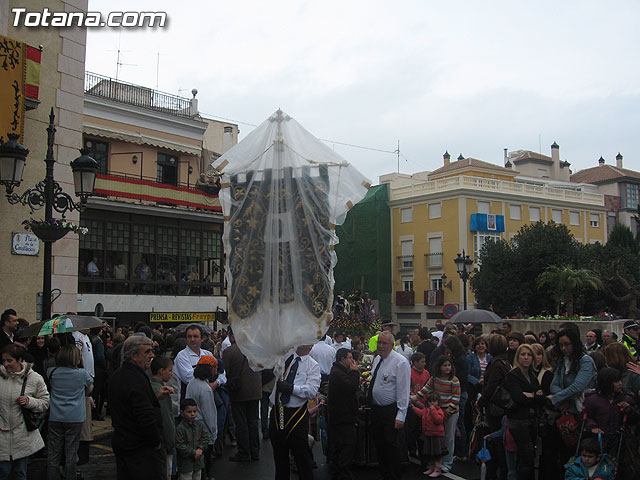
[470,213,505,232]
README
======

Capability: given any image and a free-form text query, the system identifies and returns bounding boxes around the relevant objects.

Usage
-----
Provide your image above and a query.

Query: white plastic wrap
[216,110,370,370]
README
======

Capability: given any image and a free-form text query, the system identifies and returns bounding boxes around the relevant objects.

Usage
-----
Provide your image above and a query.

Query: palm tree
[537,266,603,316]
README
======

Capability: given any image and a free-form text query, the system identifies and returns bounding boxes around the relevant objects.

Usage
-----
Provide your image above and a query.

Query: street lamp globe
[454,253,465,274]
[70,148,99,202]
[0,133,29,193]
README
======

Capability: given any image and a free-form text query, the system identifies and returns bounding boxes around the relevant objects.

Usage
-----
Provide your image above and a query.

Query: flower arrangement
[330,302,381,337]
[22,218,88,235]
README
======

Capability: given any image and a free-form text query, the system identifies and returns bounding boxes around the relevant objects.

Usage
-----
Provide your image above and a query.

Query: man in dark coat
[110,334,172,479]
[0,309,18,350]
[222,328,262,462]
[328,348,360,480]
[416,328,437,365]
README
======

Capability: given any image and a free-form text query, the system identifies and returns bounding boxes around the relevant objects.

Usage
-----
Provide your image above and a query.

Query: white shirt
[395,344,413,361]
[72,331,95,378]
[174,346,213,386]
[332,338,352,350]
[87,261,99,276]
[221,336,232,352]
[370,349,411,422]
[270,354,321,408]
[324,335,333,345]
[310,341,336,376]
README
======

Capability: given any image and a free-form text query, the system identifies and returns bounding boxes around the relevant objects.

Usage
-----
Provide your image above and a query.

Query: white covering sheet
[216,110,370,370]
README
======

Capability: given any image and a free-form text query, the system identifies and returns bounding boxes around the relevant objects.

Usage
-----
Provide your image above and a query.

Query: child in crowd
[176,398,210,480]
[565,438,614,480]
[485,416,517,480]
[412,355,461,473]
[411,352,431,395]
[150,356,177,479]
[407,352,432,458]
[413,391,447,477]
[584,367,633,454]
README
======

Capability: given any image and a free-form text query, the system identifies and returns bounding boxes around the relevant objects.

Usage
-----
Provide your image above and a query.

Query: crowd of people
[2,304,640,480]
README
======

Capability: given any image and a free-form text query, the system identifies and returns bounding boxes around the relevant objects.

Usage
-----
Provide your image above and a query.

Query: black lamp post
[0,108,98,319]
[454,250,474,310]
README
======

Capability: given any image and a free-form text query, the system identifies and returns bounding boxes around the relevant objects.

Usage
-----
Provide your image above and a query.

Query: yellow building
[382,146,608,329]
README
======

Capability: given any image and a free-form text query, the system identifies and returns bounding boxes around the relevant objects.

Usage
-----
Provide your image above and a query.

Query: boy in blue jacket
[565,438,614,480]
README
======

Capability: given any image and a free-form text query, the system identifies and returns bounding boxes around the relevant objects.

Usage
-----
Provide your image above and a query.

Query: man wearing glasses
[110,335,173,479]
[368,331,411,480]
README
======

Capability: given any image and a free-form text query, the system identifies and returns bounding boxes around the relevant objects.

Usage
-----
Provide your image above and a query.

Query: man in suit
[222,328,262,462]
[269,344,321,480]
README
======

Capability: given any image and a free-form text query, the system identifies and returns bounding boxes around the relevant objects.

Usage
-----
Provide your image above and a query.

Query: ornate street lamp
[0,107,98,319]
[454,250,474,310]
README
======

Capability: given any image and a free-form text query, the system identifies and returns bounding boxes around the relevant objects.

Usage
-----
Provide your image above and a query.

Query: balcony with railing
[396,255,414,270]
[389,175,604,205]
[396,290,415,306]
[424,252,443,268]
[85,72,194,118]
[92,173,221,212]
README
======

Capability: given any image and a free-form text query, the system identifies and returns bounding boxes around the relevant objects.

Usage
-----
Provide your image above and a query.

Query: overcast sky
[85,0,640,184]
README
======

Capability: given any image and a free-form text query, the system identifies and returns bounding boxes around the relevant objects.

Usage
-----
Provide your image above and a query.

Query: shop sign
[149,312,216,323]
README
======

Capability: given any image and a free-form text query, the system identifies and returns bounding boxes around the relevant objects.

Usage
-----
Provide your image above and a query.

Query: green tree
[470,238,521,317]
[471,221,582,317]
[536,266,602,316]
[586,224,640,319]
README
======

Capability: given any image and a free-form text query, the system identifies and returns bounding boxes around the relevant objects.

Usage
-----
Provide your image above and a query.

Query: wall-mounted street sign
[150,312,216,323]
[12,232,40,256]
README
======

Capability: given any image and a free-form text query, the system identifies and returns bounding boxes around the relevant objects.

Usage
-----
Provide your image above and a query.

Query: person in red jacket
[413,391,446,478]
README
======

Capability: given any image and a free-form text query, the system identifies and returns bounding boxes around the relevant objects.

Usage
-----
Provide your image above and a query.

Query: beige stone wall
[0,0,87,320]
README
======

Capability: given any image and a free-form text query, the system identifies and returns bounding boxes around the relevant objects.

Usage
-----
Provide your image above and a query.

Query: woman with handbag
[0,343,50,479]
[477,334,511,480]
[503,344,546,480]
[47,345,94,480]
[547,328,596,480]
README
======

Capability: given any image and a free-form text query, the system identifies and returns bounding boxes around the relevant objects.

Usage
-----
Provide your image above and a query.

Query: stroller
[564,409,631,480]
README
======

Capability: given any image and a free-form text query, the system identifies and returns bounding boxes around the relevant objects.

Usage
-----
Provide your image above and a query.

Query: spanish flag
[25,45,41,100]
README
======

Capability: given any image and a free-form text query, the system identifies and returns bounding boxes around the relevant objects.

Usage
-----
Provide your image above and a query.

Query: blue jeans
[0,456,28,480]
[455,391,469,457]
[47,421,84,480]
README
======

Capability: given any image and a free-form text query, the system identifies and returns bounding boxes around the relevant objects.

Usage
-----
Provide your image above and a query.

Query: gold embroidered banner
[0,34,26,141]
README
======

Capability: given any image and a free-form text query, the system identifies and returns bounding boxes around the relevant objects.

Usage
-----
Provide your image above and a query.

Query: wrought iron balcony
[396,255,414,270]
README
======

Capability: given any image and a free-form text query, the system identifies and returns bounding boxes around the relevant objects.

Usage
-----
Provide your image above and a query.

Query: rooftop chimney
[457,154,464,161]
[551,142,560,179]
[598,156,605,166]
[222,126,234,153]
[616,152,623,168]
[443,150,450,166]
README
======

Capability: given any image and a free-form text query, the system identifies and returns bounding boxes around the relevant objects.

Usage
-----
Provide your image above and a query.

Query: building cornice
[84,96,207,140]
[86,197,223,222]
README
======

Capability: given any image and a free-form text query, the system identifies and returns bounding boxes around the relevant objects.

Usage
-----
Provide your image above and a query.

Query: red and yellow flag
[25,45,42,100]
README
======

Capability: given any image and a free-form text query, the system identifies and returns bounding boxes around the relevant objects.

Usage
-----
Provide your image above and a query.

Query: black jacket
[478,355,511,410]
[109,361,163,453]
[328,361,360,426]
[503,367,545,420]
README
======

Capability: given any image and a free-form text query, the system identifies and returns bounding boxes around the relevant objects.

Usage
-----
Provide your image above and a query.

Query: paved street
[27,428,481,480]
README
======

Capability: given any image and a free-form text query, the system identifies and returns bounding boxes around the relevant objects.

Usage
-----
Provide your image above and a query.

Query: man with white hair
[367,331,411,480]
[110,335,173,479]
